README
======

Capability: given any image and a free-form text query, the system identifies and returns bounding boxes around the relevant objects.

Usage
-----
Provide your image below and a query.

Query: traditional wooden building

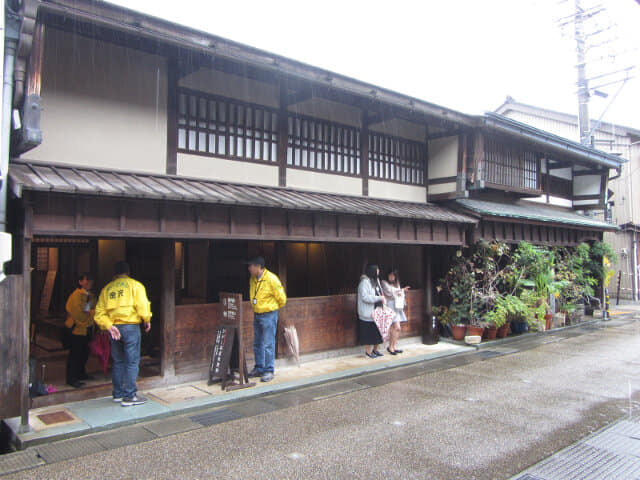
[496,97,640,300]
[0,0,624,425]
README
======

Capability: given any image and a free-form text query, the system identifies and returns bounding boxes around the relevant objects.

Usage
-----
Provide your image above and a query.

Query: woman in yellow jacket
[246,256,286,383]
[65,273,96,388]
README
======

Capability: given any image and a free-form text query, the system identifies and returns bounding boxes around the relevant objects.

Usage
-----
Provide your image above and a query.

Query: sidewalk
[3,305,639,453]
[1,311,640,477]
[3,338,471,450]
[512,416,640,479]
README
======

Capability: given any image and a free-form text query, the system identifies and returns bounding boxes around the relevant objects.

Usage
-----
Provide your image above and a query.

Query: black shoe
[121,395,148,406]
[68,381,85,388]
[260,372,274,382]
[365,352,377,359]
[248,368,261,378]
[394,348,403,354]
[372,350,384,357]
[387,348,398,355]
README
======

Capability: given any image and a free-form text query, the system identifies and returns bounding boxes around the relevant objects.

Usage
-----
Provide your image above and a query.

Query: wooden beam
[277,82,289,187]
[361,111,370,196]
[19,205,33,431]
[166,56,178,175]
[161,240,176,379]
[277,242,287,290]
[472,131,484,185]
[426,129,463,140]
[283,86,313,106]
[425,246,433,317]
[424,129,430,202]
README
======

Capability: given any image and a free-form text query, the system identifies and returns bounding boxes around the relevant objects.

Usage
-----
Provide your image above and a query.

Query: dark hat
[245,256,265,267]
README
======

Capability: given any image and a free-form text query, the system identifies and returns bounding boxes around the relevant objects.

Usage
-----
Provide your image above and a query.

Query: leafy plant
[484,294,531,328]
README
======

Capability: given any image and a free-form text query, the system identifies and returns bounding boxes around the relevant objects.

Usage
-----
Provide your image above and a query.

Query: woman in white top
[381,270,410,355]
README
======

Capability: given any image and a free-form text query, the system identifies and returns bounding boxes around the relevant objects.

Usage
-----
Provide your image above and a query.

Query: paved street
[4,317,640,479]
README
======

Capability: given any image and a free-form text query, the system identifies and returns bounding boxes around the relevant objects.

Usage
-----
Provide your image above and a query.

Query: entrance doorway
[30,237,176,401]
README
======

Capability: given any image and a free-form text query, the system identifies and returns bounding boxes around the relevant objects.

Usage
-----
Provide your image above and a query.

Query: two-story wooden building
[0,0,624,423]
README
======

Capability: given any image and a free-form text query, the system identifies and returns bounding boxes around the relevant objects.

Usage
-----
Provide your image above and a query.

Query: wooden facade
[471,219,603,246]
[0,0,625,423]
[25,192,467,246]
[174,290,424,376]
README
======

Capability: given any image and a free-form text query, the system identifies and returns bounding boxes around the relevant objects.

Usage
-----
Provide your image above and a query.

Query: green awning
[455,198,618,230]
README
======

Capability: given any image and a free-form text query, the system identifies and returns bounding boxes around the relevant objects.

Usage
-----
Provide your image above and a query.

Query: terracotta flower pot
[466,325,485,338]
[451,324,467,341]
[544,313,553,331]
[485,325,498,340]
[496,322,510,338]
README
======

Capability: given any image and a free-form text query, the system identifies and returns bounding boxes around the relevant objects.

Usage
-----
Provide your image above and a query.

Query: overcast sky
[109,0,640,133]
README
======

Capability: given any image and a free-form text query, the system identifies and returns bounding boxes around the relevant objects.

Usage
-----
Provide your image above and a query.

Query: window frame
[368,132,426,186]
[286,113,362,178]
[177,88,280,166]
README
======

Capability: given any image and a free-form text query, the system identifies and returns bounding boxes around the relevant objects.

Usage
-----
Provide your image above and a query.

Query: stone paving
[1,310,640,478]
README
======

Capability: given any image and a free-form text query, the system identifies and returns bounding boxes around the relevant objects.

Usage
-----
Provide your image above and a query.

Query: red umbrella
[89,331,111,374]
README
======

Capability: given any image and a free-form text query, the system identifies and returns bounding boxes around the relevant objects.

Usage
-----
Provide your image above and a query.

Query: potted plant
[433,305,467,341]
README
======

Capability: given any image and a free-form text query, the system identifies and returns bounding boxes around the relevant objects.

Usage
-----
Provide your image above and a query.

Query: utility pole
[574,0,591,145]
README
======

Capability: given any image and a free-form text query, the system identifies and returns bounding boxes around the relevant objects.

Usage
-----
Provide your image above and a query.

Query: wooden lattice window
[483,137,540,191]
[178,89,279,163]
[287,116,361,175]
[368,134,425,185]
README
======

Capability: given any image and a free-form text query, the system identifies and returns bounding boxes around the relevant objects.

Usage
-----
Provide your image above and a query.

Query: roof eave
[482,113,626,169]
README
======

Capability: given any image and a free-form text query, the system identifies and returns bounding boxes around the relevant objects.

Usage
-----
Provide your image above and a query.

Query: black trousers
[66,333,90,385]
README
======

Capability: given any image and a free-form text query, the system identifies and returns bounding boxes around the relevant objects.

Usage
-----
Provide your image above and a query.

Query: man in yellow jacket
[247,256,286,382]
[94,261,152,406]
[65,273,95,388]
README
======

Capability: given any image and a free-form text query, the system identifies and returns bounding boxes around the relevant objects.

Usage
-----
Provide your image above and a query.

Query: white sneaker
[113,397,123,402]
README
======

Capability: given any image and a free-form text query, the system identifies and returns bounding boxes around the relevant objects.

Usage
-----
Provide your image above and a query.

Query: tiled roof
[455,198,617,230]
[9,161,477,224]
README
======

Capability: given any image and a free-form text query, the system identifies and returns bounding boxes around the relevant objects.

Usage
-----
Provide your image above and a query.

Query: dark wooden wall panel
[174,290,425,375]
[338,215,359,238]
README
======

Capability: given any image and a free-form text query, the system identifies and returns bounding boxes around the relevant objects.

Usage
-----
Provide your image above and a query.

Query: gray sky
[109,0,640,132]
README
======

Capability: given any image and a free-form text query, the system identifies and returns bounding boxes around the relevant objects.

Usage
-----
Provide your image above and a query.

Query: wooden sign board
[208,292,254,391]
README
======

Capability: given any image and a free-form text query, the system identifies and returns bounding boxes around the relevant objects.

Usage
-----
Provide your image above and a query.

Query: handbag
[395,290,406,310]
[371,306,396,341]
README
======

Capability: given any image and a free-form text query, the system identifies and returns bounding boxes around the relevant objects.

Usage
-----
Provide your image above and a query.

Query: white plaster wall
[180,68,279,108]
[26,28,167,173]
[286,169,362,196]
[428,136,458,179]
[428,182,457,196]
[177,153,279,186]
[573,174,602,196]
[368,180,425,203]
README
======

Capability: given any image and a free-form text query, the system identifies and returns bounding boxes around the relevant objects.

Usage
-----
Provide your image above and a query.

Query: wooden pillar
[424,130,430,203]
[360,112,369,196]
[424,245,433,316]
[166,57,178,175]
[161,240,176,379]
[277,82,289,187]
[277,241,287,290]
[19,205,33,431]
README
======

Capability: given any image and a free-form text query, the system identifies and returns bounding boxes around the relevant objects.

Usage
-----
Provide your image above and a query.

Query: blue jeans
[110,324,141,399]
[253,310,278,374]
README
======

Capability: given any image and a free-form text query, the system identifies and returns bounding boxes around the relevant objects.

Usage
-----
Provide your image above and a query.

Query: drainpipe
[0,5,21,282]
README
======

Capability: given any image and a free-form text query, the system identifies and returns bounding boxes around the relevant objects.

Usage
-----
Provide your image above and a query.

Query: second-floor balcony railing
[480,136,540,192]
